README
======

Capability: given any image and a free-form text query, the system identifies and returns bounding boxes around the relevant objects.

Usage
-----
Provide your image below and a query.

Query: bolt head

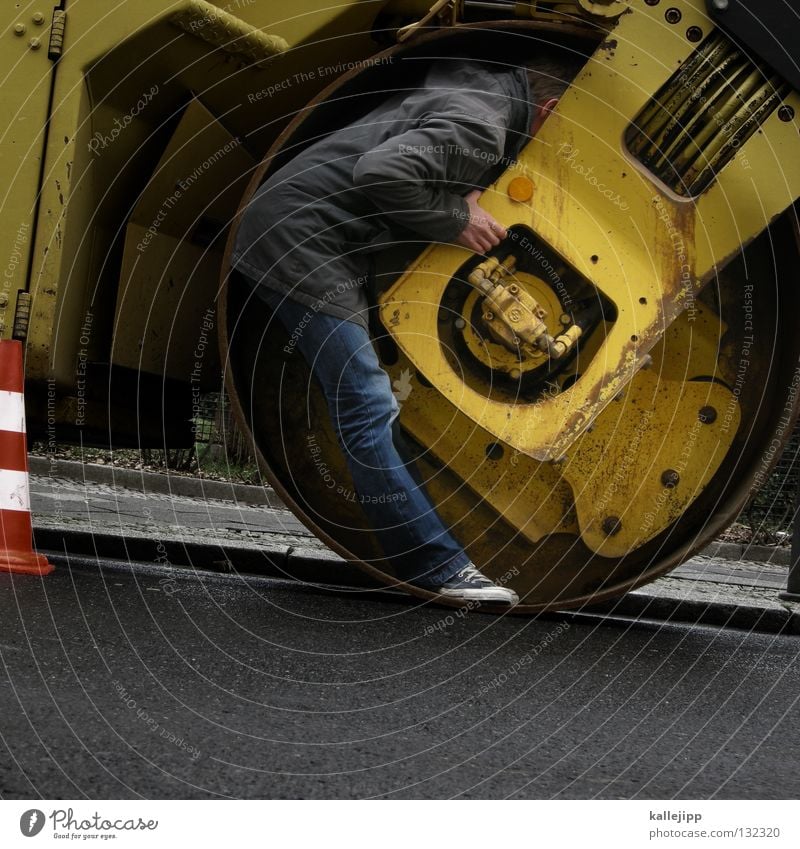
[32,12,45,24]
[698,405,717,424]
[14,22,26,35]
[661,469,680,489]
[29,37,41,49]
[454,317,466,330]
[712,0,729,10]
[601,516,622,536]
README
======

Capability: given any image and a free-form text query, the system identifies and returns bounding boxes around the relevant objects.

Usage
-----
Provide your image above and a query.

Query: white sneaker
[434,562,519,604]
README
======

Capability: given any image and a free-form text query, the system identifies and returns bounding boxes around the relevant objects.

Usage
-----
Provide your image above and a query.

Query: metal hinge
[12,292,32,340]
[48,6,66,61]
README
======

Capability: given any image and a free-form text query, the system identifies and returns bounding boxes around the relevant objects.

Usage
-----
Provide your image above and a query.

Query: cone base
[0,550,54,576]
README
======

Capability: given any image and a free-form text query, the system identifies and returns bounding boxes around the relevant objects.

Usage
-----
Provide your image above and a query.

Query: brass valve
[467,254,582,361]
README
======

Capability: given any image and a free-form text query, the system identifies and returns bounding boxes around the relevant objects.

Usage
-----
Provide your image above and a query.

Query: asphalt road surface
[1,559,798,799]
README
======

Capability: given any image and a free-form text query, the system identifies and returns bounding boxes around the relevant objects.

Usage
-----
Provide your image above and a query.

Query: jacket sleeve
[351,112,507,243]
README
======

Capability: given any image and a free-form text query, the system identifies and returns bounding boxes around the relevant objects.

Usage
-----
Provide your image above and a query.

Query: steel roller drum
[220,20,800,612]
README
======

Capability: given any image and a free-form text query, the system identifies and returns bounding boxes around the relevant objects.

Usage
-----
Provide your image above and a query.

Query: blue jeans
[260,287,470,586]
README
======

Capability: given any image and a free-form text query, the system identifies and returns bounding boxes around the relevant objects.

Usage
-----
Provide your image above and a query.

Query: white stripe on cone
[0,469,31,512]
[0,390,25,434]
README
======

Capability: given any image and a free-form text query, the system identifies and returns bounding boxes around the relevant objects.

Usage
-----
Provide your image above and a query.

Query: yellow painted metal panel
[379,0,800,461]
[0,6,57,341]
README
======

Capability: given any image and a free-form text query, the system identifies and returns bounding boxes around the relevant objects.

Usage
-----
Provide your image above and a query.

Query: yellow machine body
[3,0,799,609]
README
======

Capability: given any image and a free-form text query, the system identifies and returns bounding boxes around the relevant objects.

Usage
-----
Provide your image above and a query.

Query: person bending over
[232,52,579,605]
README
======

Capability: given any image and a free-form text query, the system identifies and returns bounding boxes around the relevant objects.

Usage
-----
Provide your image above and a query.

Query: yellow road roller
[3,0,799,610]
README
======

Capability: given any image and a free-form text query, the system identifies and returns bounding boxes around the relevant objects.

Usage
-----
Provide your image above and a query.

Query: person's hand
[455,190,507,253]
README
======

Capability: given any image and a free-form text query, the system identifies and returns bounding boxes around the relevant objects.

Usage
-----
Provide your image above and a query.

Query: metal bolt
[644,0,660,5]
[686,26,703,42]
[711,0,729,10]
[32,12,45,24]
[483,311,494,321]
[559,313,571,326]
[602,516,622,536]
[661,469,680,489]
[640,354,653,370]
[665,7,682,23]
[29,37,41,50]
[437,308,448,323]
[485,442,504,461]
[778,105,795,123]
[454,317,466,330]
[509,367,521,380]
[14,22,26,35]
[508,283,519,294]
[698,405,717,424]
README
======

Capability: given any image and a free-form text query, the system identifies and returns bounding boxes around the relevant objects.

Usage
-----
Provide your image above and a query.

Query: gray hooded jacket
[232,59,532,332]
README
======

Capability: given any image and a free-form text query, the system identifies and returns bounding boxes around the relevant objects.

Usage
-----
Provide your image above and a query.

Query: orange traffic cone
[0,340,52,575]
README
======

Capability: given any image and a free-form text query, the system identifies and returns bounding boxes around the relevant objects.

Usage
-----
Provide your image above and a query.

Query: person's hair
[525,48,586,108]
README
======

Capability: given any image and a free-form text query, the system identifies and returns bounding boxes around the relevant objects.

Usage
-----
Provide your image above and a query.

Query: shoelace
[458,563,491,585]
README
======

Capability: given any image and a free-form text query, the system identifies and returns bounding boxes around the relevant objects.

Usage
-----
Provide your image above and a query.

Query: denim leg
[260,289,470,585]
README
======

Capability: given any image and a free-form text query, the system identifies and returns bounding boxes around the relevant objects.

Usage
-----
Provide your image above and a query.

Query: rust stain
[599,38,618,55]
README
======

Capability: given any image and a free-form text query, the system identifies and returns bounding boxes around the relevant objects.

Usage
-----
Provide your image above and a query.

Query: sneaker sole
[437,587,519,604]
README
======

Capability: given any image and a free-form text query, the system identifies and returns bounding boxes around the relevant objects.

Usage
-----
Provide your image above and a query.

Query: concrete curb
[30,456,793,566]
[29,455,284,508]
[701,540,791,567]
[32,523,799,635]
[32,524,380,590]
[580,592,800,636]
